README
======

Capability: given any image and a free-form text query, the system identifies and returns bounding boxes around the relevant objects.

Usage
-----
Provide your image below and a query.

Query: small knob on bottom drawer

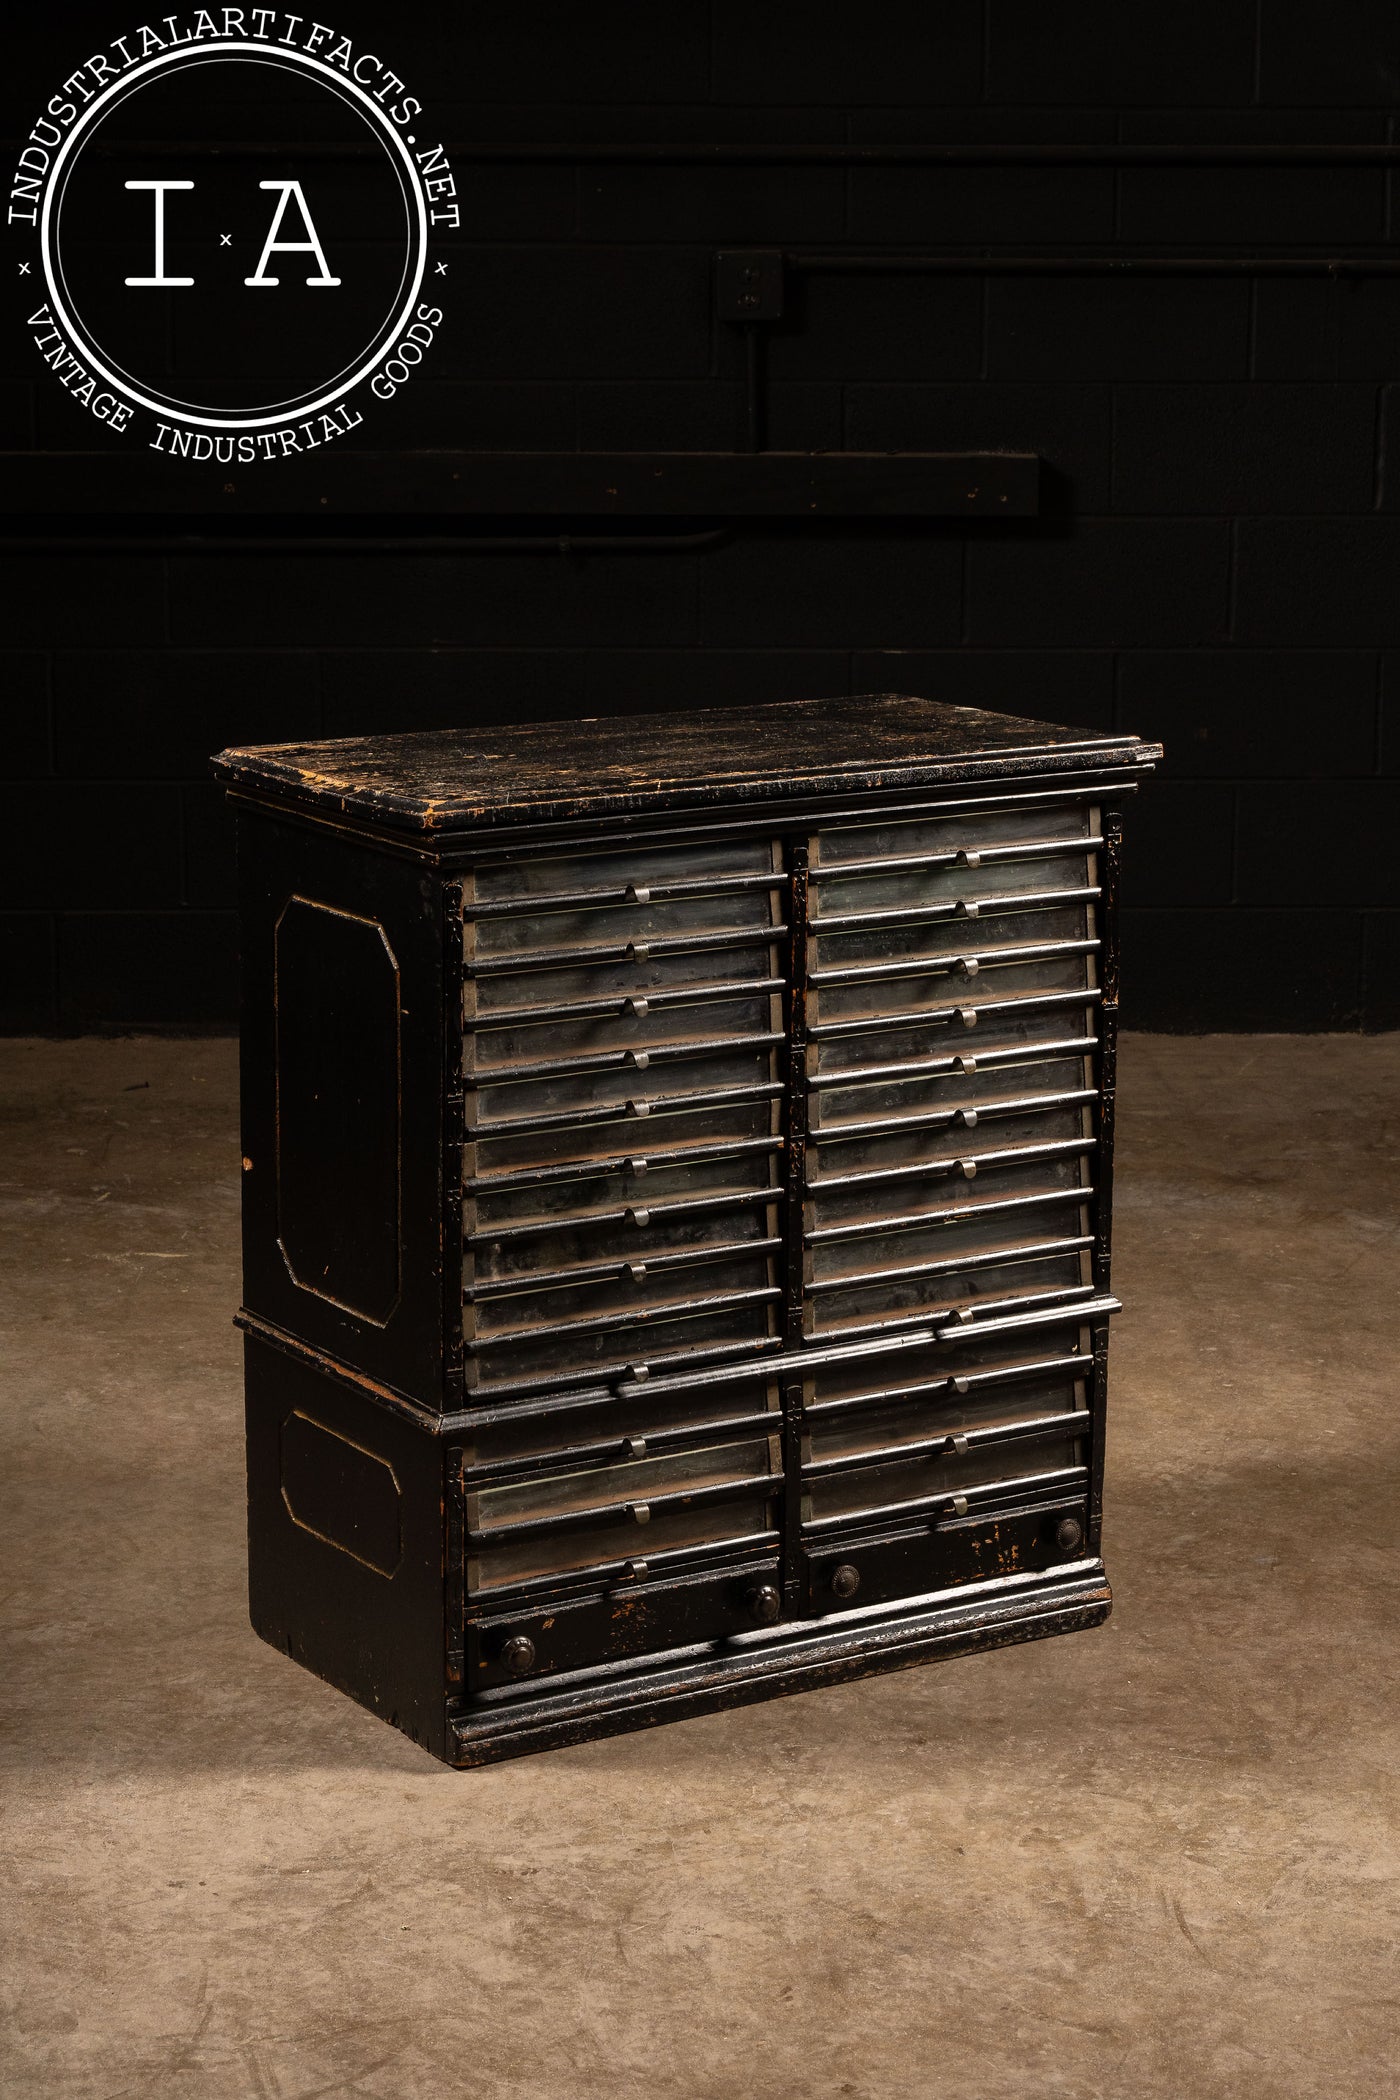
[500,1635,536,1676]
[1055,1517,1084,1554]
[747,1583,781,1624]
[830,1563,861,1601]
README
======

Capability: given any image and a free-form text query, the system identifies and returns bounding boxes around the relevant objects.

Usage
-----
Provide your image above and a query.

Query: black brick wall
[4,2,1399,1031]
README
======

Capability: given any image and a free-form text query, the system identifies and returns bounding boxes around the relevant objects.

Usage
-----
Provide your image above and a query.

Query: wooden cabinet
[215,694,1160,1766]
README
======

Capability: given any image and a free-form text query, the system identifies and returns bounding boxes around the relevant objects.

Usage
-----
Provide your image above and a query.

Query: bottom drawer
[802,1491,1091,1617]
[468,1554,782,1688]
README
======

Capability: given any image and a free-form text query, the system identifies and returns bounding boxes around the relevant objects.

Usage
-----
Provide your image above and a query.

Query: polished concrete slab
[2,1034,1397,2099]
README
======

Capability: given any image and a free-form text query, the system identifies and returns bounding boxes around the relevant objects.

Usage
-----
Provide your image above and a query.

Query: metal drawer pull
[620,1558,649,1580]
[954,900,978,918]
[628,1098,650,1117]
[627,1209,650,1227]
[955,1056,977,1074]
[628,941,651,963]
[954,957,978,978]
[947,1435,970,1454]
[626,886,652,904]
[630,1503,651,1525]
[955,849,981,868]
[957,1160,976,1179]
[627,1049,650,1069]
[628,997,649,1017]
[959,1007,978,1028]
[628,1158,648,1175]
[629,1363,650,1381]
[626,1439,647,1459]
[949,1496,970,1515]
[626,1264,648,1282]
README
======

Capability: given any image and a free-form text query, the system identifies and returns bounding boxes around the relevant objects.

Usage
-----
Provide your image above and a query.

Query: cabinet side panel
[236,807,446,1404]
[244,1335,448,1762]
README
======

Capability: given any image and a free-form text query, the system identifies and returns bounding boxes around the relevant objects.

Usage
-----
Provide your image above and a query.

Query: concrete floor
[1,1034,1397,2100]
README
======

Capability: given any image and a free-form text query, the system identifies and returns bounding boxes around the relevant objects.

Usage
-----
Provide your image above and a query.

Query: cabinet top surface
[213,693,1160,834]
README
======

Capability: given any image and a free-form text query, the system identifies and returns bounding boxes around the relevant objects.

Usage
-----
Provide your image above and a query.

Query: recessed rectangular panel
[275,896,402,1326]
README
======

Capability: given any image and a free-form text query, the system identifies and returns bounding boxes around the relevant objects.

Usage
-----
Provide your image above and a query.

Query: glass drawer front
[467,1436,781,1591]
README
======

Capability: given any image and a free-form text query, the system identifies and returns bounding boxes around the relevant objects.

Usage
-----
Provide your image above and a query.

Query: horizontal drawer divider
[468,1078,785,1140]
[469,925,789,978]
[809,1133,1095,1194]
[806,1183,1093,1248]
[470,1333,783,1404]
[811,1083,1097,1145]
[468,1471,783,1548]
[464,1528,779,1612]
[466,1183,784,1248]
[801,1463,1089,1538]
[807,1283,1101,1349]
[609,1294,1120,1401]
[809,936,1099,990]
[806,1033,1095,1091]
[809,986,1101,1042]
[804,1232,1095,1297]
[466,872,788,919]
[802,1406,1087,1479]
[802,1349,1088,1419]
[466,1026,784,1088]
[464,1408,782,1488]
[466,1235,784,1302]
[466,1134,783,1196]
[466,1283,783,1353]
[809,885,1101,937]
[809,835,1103,881]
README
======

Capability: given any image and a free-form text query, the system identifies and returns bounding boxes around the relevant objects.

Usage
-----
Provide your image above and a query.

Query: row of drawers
[455,796,1108,1684]
[457,1303,1105,1686]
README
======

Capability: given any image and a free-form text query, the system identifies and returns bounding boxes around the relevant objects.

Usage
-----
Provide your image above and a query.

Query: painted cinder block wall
[4,0,1399,1031]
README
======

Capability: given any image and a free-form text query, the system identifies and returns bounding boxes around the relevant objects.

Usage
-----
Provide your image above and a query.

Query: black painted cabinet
[214,695,1160,1766]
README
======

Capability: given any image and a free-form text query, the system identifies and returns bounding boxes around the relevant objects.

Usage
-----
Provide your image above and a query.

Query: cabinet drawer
[811,801,1099,870]
[466,1432,782,1593]
[467,1554,782,1688]
[802,1492,1092,1616]
[808,1037,1095,1131]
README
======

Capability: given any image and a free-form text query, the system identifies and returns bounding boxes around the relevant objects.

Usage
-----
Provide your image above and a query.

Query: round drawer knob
[747,1583,781,1624]
[1055,1517,1084,1554]
[830,1563,861,1601]
[500,1635,536,1676]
